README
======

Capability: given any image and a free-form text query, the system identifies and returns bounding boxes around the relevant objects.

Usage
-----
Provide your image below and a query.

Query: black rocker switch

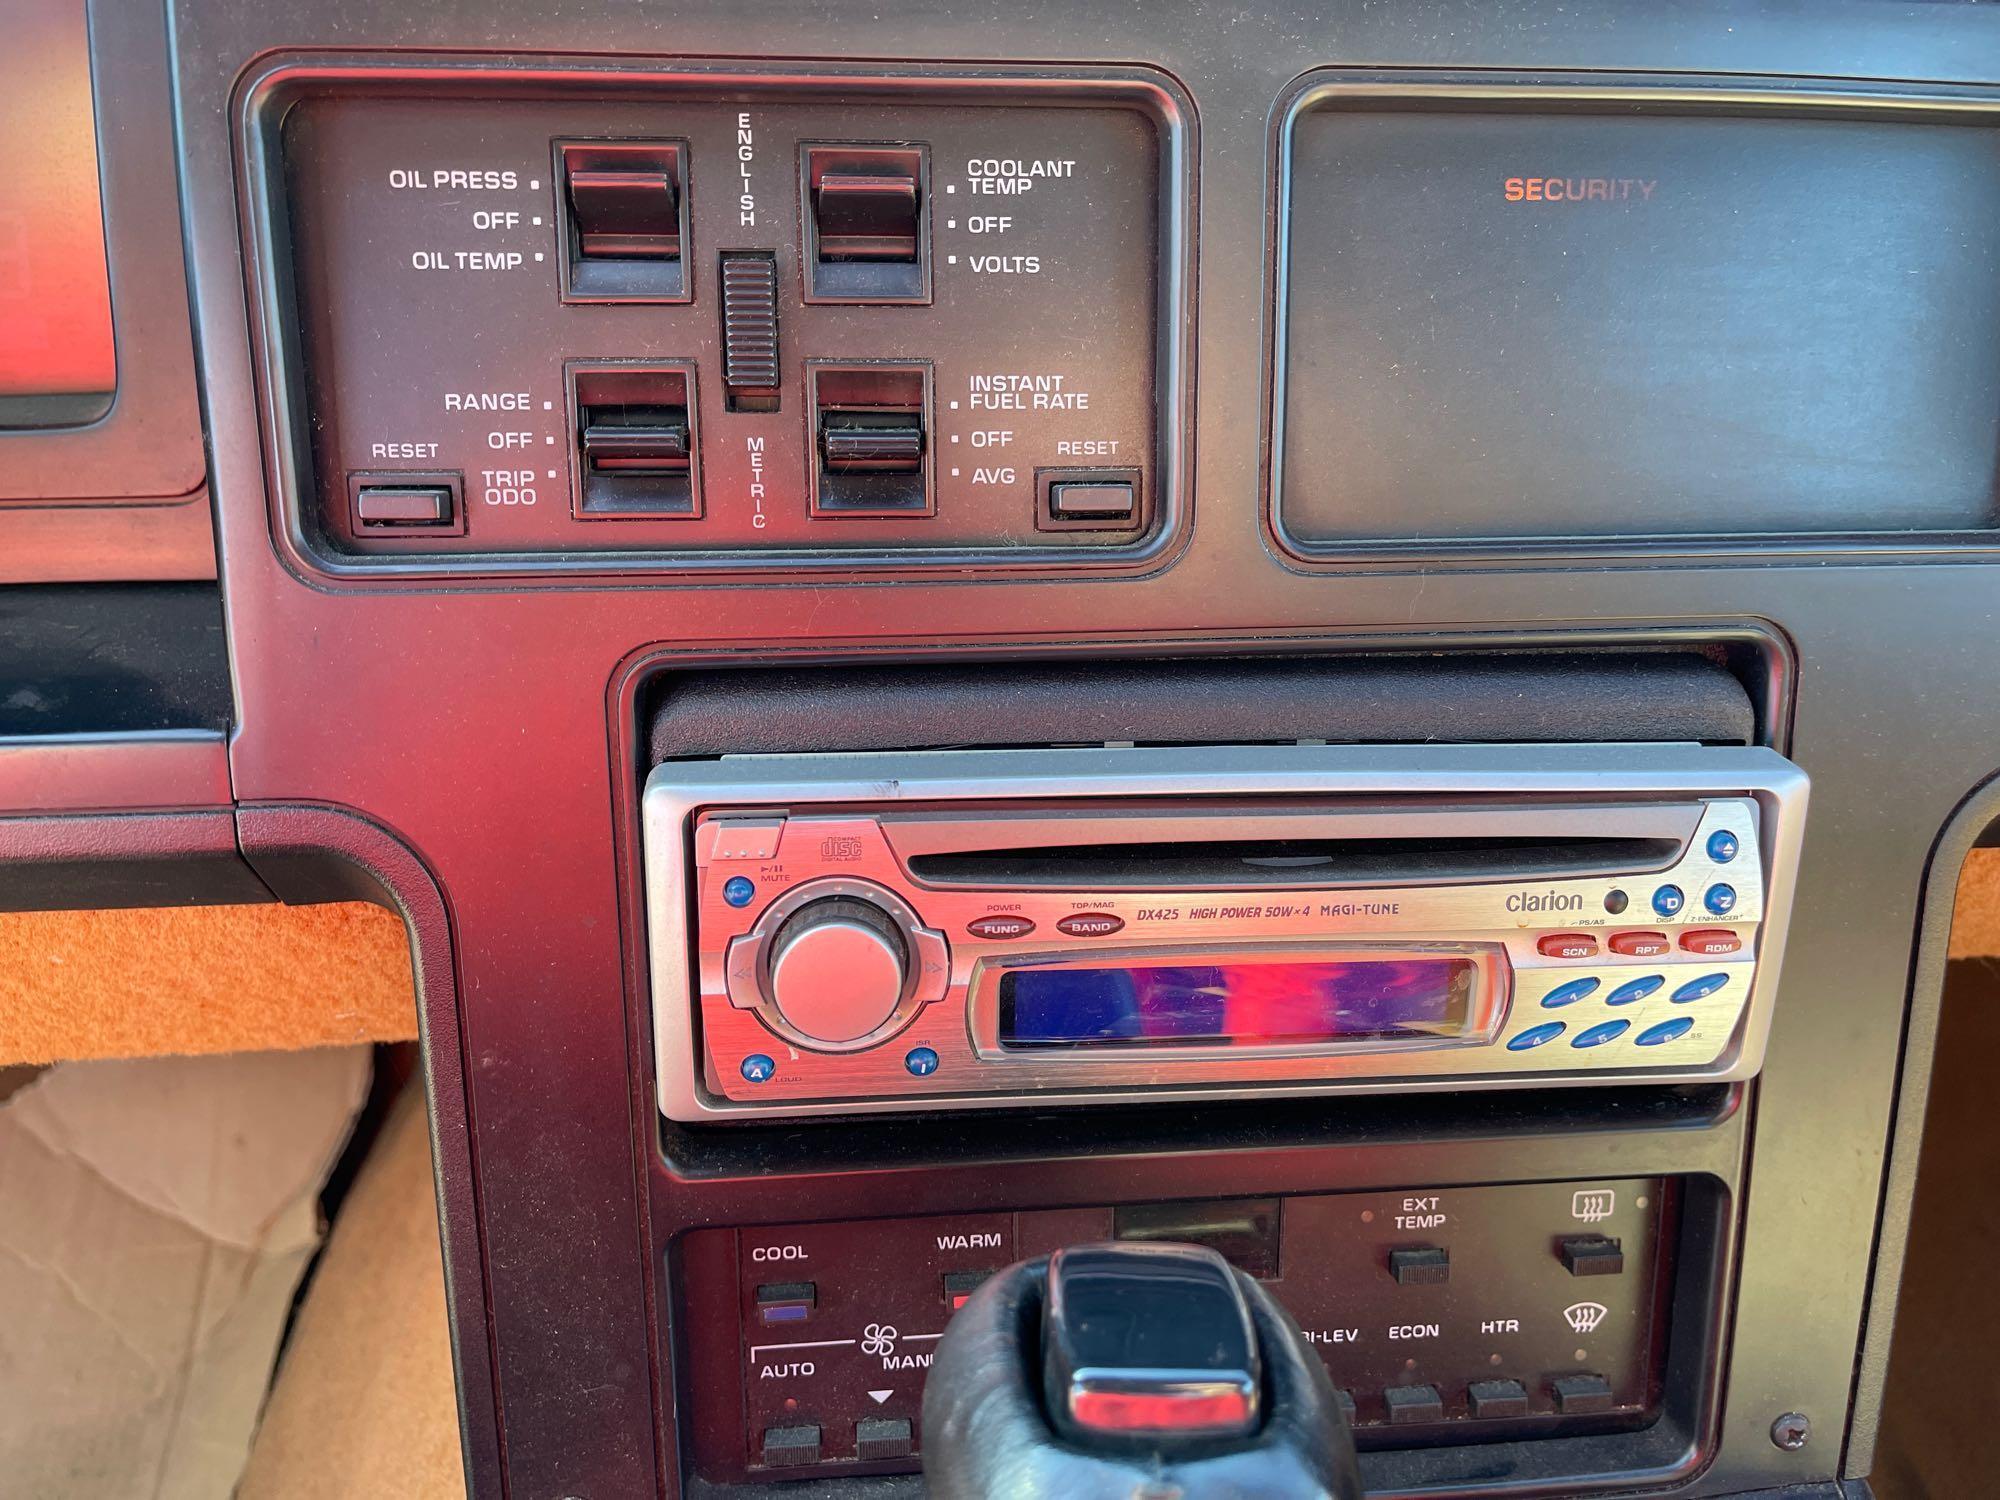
[1559,1235,1626,1277]
[1388,1245,1450,1286]
[569,363,700,517]
[719,252,782,412]
[803,145,929,301]
[809,363,932,515]
[558,141,689,300]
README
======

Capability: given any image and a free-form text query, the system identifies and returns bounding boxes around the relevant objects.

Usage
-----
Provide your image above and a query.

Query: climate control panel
[258,66,1190,574]
[677,1176,1678,1484]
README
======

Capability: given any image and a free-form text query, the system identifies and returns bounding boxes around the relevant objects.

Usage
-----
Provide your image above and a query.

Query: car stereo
[643,744,1807,1120]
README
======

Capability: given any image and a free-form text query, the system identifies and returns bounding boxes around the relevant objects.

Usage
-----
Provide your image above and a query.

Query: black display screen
[1277,105,2000,543]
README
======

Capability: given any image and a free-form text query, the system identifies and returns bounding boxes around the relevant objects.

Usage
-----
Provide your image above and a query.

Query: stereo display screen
[1276,102,2000,544]
[996,954,1479,1049]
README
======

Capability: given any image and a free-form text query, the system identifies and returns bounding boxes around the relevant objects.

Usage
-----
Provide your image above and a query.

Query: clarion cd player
[642,744,1808,1121]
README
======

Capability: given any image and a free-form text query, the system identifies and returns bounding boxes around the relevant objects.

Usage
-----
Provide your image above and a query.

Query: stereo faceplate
[643,744,1807,1120]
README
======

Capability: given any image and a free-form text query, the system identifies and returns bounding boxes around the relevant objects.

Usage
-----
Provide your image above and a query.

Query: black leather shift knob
[922,1248,1364,1500]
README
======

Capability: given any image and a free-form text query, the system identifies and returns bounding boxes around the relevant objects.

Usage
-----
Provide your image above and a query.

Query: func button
[1507,1022,1567,1051]
[967,914,1036,940]
[1604,975,1665,1007]
[1571,1019,1631,1048]
[1540,978,1602,1009]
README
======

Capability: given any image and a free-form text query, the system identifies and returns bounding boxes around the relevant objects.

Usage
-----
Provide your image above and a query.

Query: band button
[1679,929,1742,956]
[1608,931,1672,958]
[1537,932,1598,959]
[1056,912,1125,938]
[967,914,1037,940]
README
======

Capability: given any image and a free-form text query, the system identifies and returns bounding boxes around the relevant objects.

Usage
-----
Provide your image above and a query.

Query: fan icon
[861,1323,899,1356]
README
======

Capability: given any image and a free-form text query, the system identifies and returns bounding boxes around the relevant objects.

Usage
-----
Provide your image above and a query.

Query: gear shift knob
[1044,1243,1261,1448]
[922,1241,1363,1500]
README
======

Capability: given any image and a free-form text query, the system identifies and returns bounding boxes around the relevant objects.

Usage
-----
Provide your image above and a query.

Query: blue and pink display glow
[997,956,1478,1048]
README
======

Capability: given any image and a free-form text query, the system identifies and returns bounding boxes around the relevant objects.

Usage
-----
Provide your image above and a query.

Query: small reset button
[1036,468,1142,532]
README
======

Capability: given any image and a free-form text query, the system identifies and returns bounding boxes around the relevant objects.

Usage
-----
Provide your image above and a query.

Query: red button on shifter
[1537,933,1598,959]
[1609,931,1672,958]
[1680,929,1743,955]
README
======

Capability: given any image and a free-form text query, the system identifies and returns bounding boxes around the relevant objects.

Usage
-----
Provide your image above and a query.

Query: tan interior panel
[0,902,418,1064]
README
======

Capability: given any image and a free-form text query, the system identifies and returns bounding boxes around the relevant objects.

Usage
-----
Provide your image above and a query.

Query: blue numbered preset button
[1707,829,1741,864]
[1652,884,1685,918]
[1540,977,1603,1009]
[1671,973,1730,1004]
[1605,975,1666,1007]
[1508,1021,1567,1051]
[722,875,757,908]
[740,1053,777,1083]
[1703,883,1738,917]
[904,1046,941,1077]
[1636,1016,1697,1047]
[1572,1019,1632,1048]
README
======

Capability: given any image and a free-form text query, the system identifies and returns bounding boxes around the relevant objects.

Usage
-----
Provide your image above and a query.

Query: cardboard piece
[236,1081,467,1500]
[0,1046,370,1499]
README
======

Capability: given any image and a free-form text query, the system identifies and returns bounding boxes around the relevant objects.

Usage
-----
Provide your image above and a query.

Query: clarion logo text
[1503,176,1658,203]
[1506,890,1584,913]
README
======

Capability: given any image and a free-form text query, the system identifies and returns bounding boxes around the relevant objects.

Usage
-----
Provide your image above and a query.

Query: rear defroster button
[1056,912,1125,938]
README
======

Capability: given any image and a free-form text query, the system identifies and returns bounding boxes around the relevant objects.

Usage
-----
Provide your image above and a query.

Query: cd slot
[886,803,1703,890]
[908,834,1683,890]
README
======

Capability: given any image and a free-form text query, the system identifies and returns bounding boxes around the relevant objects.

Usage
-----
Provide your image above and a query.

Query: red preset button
[1609,931,1673,958]
[1680,929,1743,955]
[1056,912,1125,938]
[966,914,1036,941]
[1537,933,1599,959]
